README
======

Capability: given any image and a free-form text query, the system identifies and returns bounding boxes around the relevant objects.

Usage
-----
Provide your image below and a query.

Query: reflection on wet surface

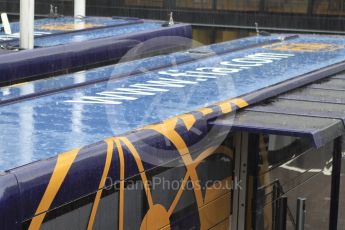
[254,135,334,230]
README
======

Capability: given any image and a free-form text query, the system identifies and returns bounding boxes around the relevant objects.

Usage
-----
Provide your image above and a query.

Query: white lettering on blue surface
[146,78,197,88]
[67,96,123,104]
[197,67,241,74]
[127,84,168,92]
[112,88,156,96]
[159,70,220,79]
[65,52,295,105]
[96,92,138,100]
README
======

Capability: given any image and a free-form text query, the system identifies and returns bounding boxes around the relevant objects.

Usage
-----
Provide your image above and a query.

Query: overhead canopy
[212,73,345,148]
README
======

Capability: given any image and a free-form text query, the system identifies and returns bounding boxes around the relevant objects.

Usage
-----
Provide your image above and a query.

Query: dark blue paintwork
[0,173,21,230]
[0,16,145,47]
[1,16,137,33]
[0,35,282,101]
[0,19,192,83]
[2,35,345,172]
[2,34,345,229]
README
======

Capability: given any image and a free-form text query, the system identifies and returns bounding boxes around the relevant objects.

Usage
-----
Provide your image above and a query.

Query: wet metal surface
[214,73,345,148]
[214,111,344,148]
[0,16,166,47]
[309,78,345,91]
[279,87,345,104]
[248,99,345,124]
[1,35,345,171]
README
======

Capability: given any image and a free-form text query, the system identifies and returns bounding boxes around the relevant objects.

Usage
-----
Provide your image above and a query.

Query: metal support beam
[296,198,306,230]
[276,196,288,230]
[329,136,342,230]
[20,0,35,50]
[232,132,249,230]
[232,133,242,230]
[74,0,86,18]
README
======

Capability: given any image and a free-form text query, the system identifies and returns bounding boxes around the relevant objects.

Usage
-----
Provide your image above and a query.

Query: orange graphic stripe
[177,114,196,130]
[167,172,190,216]
[218,102,232,114]
[194,146,218,165]
[195,146,233,165]
[114,138,125,230]
[145,119,203,208]
[29,149,79,230]
[230,98,249,108]
[119,137,154,208]
[87,139,114,230]
[197,107,213,116]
